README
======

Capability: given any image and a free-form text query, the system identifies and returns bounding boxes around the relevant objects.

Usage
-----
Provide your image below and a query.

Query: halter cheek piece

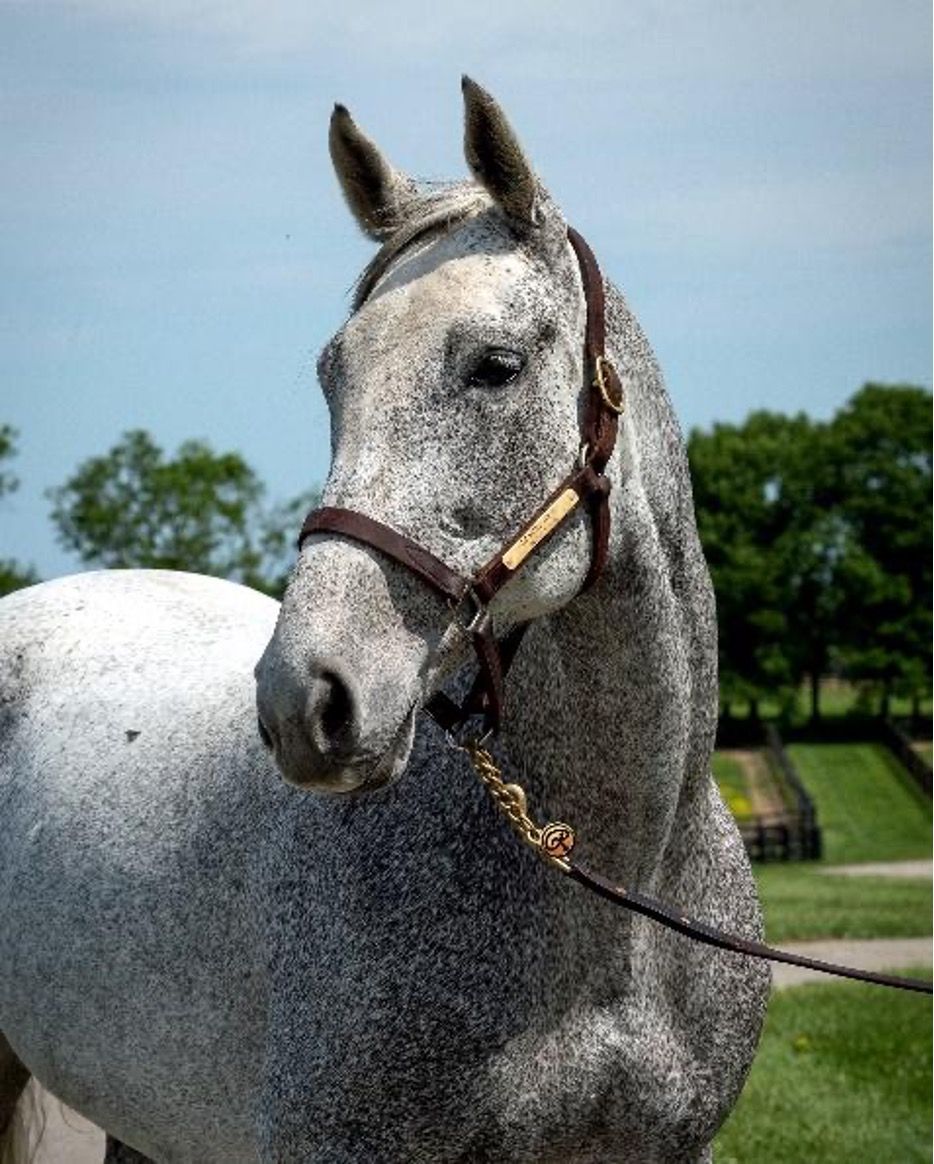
[299,227,622,738]
[296,226,931,997]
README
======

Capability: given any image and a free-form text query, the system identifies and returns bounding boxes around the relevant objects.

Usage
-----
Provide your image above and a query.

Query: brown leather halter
[297,226,932,997]
[300,226,621,738]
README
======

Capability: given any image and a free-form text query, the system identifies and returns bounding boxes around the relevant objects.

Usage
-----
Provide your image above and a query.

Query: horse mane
[352,181,490,309]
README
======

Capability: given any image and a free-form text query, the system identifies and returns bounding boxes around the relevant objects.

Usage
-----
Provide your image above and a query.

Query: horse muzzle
[254,574,427,793]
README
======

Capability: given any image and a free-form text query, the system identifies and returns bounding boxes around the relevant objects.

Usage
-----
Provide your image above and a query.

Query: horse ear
[461,76,542,228]
[329,104,416,240]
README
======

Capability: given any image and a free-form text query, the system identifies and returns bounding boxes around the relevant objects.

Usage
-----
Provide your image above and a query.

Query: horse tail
[0,1035,43,1164]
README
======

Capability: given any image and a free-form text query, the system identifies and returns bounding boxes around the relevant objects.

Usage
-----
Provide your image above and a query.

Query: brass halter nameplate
[501,488,580,571]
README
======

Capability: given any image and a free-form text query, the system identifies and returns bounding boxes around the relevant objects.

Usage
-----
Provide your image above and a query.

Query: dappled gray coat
[0,79,768,1163]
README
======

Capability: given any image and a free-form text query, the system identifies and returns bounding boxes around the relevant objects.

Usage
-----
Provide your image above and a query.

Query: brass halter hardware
[458,738,575,873]
[594,355,625,414]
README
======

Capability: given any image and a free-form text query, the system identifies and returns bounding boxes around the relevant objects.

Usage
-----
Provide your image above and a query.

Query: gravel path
[770,936,932,989]
[719,748,787,817]
[819,859,932,879]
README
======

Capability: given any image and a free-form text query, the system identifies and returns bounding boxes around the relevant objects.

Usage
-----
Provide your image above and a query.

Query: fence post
[764,723,823,863]
[881,718,932,798]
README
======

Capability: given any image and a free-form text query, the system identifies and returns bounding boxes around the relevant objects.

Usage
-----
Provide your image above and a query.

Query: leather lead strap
[567,862,933,995]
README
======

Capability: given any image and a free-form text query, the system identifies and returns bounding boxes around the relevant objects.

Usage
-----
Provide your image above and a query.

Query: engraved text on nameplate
[502,488,580,571]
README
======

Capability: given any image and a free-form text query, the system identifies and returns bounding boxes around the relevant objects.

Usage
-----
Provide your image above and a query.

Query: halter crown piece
[297,227,932,997]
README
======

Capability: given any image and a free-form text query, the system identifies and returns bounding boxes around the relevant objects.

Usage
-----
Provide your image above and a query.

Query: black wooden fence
[761,724,822,860]
[737,813,822,863]
[881,718,932,797]
[718,712,933,862]
[720,721,823,863]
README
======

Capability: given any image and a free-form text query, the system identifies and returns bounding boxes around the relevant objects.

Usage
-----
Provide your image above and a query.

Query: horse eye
[466,349,525,389]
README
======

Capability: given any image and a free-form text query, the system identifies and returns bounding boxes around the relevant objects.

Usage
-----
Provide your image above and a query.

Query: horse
[0,78,769,1162]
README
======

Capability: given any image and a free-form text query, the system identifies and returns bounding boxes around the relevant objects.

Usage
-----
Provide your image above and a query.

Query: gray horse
[0,79,768,1162]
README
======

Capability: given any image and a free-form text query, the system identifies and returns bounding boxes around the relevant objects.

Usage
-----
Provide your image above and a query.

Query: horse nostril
[320,674,351,741]
[257,716,274,750]
[308,669,360,758]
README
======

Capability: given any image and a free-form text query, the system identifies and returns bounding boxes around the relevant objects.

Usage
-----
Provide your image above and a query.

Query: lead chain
[462,740,576,872]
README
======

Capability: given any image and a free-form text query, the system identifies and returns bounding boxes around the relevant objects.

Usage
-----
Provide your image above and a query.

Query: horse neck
[503,284,719,894]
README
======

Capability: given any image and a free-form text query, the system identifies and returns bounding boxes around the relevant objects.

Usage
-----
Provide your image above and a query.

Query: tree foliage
[0,425,40,597]
[689,384,932,717]
[0,424,20,499]
[48,429,316,597]
[689,411,817,711]
[826,385,932,708]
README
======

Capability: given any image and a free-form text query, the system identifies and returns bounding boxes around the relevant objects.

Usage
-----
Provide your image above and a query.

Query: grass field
[712,753,753,816]
[710,738,933,938]
[711,735,932,1162]
[787,742,931,863]
[715,971,933,1163]
[812,682,931,720]
[724,679,932,723]
[755,864,932,942]
[711,739,932,938]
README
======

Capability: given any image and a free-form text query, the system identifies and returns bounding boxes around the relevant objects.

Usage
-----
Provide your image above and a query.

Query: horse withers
[0,80,768,1163]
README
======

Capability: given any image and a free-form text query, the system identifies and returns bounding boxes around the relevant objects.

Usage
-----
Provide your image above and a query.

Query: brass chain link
[461,739,576,872]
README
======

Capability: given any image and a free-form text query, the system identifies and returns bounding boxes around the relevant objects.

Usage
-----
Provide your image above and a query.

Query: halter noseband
[298,226,623,737]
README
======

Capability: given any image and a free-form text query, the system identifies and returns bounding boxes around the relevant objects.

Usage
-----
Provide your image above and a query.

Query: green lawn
[755,865,932,942]
[712,740,932,1162]
[711,741,932,937]
[712,753,753,817]
[723,679,932,722]
[715,971,932,1163]
[787,743,931,863]
[812,682,932,720]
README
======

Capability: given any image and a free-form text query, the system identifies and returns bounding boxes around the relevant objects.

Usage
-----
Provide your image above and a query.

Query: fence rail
[719,722,823,863]
[736,814,822,863]
[717,713,931,861]
[881,718,932,797]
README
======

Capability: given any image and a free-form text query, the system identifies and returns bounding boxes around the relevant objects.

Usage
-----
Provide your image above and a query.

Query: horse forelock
[352,182,493,309]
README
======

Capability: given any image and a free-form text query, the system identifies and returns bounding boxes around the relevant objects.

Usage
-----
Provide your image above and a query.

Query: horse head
[255,78,619,792]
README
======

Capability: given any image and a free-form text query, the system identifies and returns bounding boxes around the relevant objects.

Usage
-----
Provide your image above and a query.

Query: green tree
[49,429,317,598]
[825,384,932,715]
[779,504,875,721]
[688,412,820,716]
[254,488,321,597]
[690,385,932,722]
[0,425,40,596]
[0,424,18,497]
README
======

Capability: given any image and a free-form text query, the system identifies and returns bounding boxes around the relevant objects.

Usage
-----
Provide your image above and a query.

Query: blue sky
[2,0,931,579]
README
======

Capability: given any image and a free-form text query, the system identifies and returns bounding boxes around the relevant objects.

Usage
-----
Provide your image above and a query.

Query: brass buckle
[594,356,624,415]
